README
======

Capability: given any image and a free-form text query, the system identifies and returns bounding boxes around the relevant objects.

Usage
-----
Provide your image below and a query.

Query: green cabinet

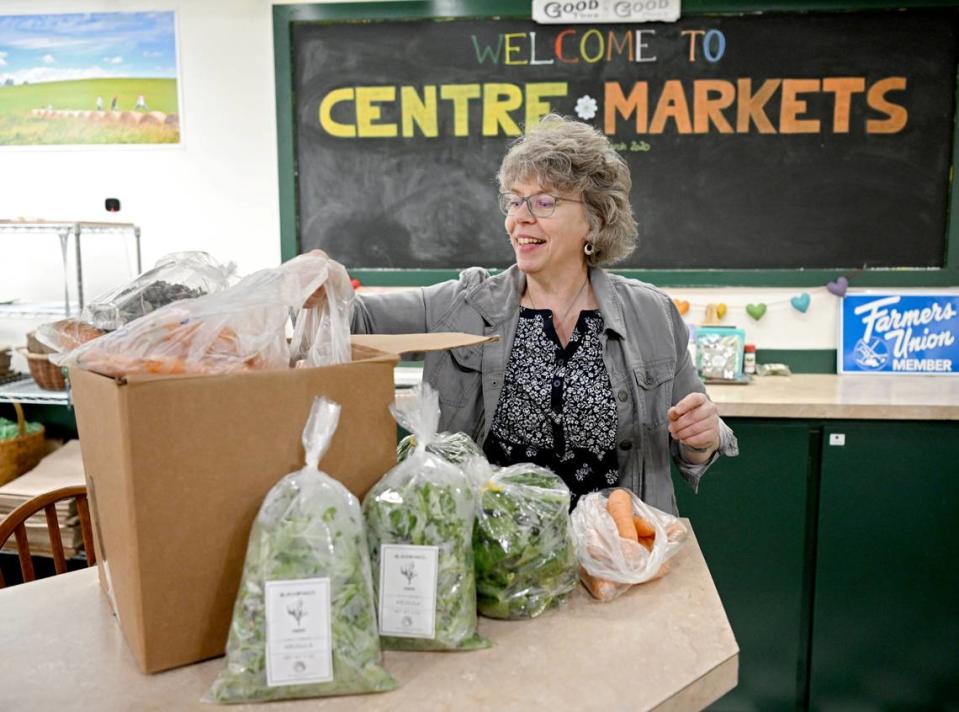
[673,419,818,711]
[810,421,959,710]
[674,418,959,711]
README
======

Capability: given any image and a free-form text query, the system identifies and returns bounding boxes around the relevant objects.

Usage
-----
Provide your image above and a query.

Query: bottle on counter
[744,343,757,375]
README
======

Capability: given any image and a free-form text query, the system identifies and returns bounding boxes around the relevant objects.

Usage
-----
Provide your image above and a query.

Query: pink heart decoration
[826,276,848,297]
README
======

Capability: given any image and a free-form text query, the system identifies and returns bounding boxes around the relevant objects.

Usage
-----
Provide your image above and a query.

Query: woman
[319,115,737,514]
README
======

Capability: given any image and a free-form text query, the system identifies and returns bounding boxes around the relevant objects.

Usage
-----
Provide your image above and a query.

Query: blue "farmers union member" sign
[839,293,959,375]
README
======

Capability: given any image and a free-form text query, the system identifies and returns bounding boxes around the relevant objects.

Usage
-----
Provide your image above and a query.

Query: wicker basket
[0,402,46,485]
[17,347,67,390]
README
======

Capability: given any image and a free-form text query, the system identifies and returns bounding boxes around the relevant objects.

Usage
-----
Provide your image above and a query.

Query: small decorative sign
[531,0,681,24]
[838,293,959,375]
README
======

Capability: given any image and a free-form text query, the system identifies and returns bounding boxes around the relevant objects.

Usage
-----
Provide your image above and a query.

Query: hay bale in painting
[119,111,143,124]
[139,111,166,125]
[164,113,179,128]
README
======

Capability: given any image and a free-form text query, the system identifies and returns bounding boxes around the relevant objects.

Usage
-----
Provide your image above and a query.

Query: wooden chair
[0,485,96,588]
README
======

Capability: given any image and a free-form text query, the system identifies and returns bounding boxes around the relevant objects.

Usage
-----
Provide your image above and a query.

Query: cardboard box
[70,332,491,674]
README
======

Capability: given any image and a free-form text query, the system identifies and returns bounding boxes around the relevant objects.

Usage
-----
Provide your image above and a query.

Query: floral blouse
[483,307,619,505]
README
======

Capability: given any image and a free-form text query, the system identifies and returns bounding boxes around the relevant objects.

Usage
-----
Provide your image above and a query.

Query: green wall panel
[811,421,959,710]
[673,419,818,711]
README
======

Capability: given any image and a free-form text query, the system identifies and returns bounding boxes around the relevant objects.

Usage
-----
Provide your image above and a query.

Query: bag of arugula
[208,398,395,703]
[473,463,579,620]
[363,383,488,651]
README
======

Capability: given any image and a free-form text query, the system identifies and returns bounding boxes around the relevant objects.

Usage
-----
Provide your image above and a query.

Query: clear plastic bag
[34,319,107,354]
[83,251,236,331]
[570,488,688,602]
[34,252,235,355]
[289,255,354,367]
[472,463,578,620]
[57,252,346,377]
[208,397,395,704]
[396,430,482,464]
[362,383,487,651]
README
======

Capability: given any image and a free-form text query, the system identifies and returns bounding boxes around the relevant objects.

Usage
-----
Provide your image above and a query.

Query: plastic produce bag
[570,488,688,603]
[57,252,348,377]
[208,397,395,703]
[289,255,353,367]
[473,463,578,620]
[34,252,235,355]
[363,383,487,651]
[33,319,106,354]
[396,428,482,465]
[83,251,236,331]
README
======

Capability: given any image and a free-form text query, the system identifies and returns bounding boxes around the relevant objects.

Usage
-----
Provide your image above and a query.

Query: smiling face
[505,177,591,279]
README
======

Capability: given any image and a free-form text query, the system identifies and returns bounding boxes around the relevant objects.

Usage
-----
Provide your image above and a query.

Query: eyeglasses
[498,192,583,218]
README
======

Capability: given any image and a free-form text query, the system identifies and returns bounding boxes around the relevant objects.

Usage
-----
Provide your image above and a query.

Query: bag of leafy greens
[396,429,482,465]
[473,463,579,620]
[208,398,395,703]
[363,384,488,651]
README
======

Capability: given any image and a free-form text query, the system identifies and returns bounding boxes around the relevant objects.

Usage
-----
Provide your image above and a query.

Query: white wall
[1,0,281,354]
[1,0,953,360]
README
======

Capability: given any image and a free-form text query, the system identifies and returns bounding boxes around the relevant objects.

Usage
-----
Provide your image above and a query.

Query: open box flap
[350,332,497,355]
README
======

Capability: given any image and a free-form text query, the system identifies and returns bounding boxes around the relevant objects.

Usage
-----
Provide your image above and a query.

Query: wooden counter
[0,523,737,711]
[706,373,959,420]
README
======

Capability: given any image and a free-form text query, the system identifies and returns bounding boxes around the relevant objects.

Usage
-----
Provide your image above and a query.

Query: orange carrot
[606,489,638,541]
[638,535,655,552]
[607,489,638,542]
[579,566,628,602]
[633,515,656,538]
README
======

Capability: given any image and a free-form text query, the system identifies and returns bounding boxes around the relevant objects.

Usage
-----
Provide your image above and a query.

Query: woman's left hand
[667,392,721,455]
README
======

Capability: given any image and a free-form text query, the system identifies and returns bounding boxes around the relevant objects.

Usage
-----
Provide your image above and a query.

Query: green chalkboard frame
[273,0,959,287]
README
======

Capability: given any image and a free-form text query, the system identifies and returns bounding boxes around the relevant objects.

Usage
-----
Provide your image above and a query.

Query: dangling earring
[584,242,594,256]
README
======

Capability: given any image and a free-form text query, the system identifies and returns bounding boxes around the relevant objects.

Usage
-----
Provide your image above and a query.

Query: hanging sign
[531,0,680,24]
[838,293,959,375]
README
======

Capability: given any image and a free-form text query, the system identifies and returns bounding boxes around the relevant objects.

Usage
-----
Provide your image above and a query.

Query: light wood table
[0,523,737,711]
[707,373,959,420]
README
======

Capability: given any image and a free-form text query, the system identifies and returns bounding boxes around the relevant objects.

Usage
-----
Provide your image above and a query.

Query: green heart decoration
[746,303,767,321]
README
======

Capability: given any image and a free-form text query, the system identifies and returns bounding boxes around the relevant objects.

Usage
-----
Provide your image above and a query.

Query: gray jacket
[351,265,738,514]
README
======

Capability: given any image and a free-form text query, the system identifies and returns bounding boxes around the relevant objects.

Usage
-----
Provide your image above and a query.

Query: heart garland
[668,281,848,322]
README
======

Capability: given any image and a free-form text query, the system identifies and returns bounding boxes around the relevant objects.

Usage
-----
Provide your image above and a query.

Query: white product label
[378,544,439,638]
[264,577,333,687]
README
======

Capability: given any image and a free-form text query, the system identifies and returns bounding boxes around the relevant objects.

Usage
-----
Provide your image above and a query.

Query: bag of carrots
[57,252,350,378]
[570,488,688,602]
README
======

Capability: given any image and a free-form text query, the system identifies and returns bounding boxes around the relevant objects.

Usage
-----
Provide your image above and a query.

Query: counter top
[0,523,737,711]
[706,373,959,420]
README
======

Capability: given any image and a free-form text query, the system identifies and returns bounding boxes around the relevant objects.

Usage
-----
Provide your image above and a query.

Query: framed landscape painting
[0,11,180,145]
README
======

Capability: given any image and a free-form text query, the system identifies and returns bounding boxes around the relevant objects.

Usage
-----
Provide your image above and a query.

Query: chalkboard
[280,3,959,281]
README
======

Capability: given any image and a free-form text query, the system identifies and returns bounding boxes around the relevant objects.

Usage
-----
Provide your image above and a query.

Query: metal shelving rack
[0,373,69,405]
[0,220,141,404]
[0,220,142,317]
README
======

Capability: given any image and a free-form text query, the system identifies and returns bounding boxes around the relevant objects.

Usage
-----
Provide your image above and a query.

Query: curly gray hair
[497,114,638,266]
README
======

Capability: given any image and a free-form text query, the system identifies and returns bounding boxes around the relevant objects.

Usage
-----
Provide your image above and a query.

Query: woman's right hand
[303,285,327,309]
[300,249,330,309]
